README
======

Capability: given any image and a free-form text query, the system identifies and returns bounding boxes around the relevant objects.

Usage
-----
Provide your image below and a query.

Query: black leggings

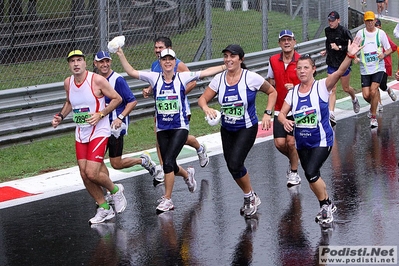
[221,124,258,179]
[157,129,188,174]
[297,146,332,183]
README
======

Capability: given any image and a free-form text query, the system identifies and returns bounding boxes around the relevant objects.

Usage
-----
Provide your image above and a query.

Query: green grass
[0,12,398,182]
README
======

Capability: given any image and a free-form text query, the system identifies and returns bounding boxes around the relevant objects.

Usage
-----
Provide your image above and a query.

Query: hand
[51,114,62,128]
[204,108,218,119]
[346,36,363,57]
[282,119,294,133]
[143,87,152,98]
[396,71,399,81]
[111,119,122,129]
[261,114,272,130]
[86,112,103,126]
[320,50,327,56]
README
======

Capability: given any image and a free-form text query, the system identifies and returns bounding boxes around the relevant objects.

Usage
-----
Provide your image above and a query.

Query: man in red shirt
[266,30,301,187]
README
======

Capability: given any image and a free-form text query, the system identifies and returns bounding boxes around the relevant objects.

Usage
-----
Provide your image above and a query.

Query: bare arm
[277,101,294,133]
[115,47,140,79]
[86,74,122,126]
[199,65,226,79]
[198,87,218,118]
[259,80,277,131]
[177,61,197,94]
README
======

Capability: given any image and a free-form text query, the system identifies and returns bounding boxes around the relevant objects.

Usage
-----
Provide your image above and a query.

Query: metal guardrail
[0,26,364,148]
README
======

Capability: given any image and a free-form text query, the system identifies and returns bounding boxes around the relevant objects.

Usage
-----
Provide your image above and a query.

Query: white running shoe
[240,193,261,217]
[89,206,115,224]
[387,87,397,101]
[197,144,209,168]
[185,167,197,193]
[352,97,360,113]
[156,196,174,213]
[286,171,301,187]
[315,203,335,224]
[112,184,127,213]
[152,165,165,183]
[370,118,378,128]
[140,152,156,176]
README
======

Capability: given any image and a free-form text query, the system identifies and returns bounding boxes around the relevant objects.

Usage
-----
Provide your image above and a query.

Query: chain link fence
[0,0,348,91]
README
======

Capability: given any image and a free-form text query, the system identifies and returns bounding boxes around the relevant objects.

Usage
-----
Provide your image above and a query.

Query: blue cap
[278,30,295,40]
[94,51,112,61]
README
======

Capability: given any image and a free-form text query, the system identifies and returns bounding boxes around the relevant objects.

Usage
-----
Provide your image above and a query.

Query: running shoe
[140,152,156,176]
[352,97,360,113]
[315,203,335,224]
[387,87,397,101]
[185,167,197,193]
[104,191,114,205]
[378,102,384,112]
[112,184,127,213]
[156,196,174,213]
[329,112,336,127]
[89,206,115,224]
[240,193,261,217]
[197,144,209,168]
[367,109,372,119]
[152,165,164,183]
[286,171,301,187]
[370,118,378,128]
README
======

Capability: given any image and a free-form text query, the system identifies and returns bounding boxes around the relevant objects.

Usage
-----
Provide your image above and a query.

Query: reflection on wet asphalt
[1,103,399,265]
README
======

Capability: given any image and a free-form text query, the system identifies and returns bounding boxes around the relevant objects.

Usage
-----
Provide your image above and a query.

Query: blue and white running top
[284,79,334,149]
[208,69,264,131]
[104,71,136,136]
[139,71,201,132]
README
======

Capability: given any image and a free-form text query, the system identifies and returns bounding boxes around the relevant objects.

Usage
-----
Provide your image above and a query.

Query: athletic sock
[99,202,110,210]
[110,185,119,194]
[244,191,254,198]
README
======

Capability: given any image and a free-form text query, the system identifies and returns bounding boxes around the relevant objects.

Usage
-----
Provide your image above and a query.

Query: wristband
[346,53,355,59]
[57,113,64,120]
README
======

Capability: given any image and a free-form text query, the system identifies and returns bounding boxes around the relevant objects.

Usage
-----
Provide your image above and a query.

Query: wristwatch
[118,114,125,120]
[264,110,272,116]
[338,45,342,50]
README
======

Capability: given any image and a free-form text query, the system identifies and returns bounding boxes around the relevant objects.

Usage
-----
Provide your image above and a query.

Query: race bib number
[73,107,90,128]
[221,101,244,119]
[293,108,318,128]
[364,52,378,63]
[156,95,179,115]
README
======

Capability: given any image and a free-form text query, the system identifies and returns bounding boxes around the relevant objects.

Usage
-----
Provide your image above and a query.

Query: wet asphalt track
[1,101,399,266]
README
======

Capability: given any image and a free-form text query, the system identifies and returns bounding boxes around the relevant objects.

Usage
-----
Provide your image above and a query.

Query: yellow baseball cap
[67,50,85,61]
[364,11,375,21]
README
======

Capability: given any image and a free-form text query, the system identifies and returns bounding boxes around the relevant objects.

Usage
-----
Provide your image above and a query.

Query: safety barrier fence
[0,25,363,148]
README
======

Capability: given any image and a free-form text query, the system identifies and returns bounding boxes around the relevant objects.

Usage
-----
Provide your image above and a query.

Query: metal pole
[262,0,268,50]
[99,0,107,51]
[205,0,212,59]
[115,0,123,35]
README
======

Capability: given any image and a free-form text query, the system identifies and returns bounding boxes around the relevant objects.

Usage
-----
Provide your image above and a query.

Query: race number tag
[293,108,318,128]
[156,95,179,114]
[364,52,378,63]
[221,101,244,119]
[73,107,90,128]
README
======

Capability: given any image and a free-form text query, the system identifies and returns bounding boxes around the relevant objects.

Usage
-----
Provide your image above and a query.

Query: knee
[163,163,174,174]
[228,165,247,179]
[110,159,123,170]
[305,171,320,183]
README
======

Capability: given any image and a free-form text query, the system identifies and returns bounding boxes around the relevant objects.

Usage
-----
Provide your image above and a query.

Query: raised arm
[115,47,140,79]
[199,65,226,79]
